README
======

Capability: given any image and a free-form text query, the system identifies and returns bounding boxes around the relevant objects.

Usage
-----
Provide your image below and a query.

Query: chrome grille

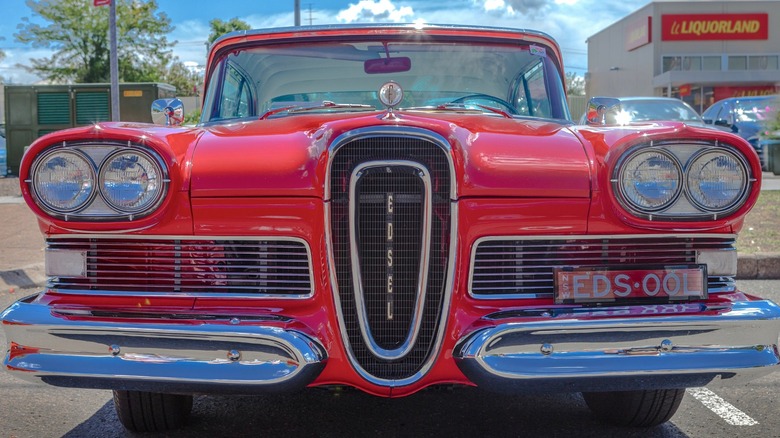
[330,135,451,381]
[470,236,736,299]
[47,237,312,297]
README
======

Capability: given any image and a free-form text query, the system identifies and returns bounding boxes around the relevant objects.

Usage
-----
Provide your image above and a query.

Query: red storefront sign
[625,16,652,51]
[678,84,691,97]
[662,13,768,41]
[713,85,779,101]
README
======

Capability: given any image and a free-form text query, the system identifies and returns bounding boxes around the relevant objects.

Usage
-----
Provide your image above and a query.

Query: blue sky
[0,0,650,84]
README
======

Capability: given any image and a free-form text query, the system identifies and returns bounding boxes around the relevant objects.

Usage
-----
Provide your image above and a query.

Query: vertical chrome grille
[330,134,452,381]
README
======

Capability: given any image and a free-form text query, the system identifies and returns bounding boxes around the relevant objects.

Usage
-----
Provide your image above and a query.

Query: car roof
[716,95,779,103]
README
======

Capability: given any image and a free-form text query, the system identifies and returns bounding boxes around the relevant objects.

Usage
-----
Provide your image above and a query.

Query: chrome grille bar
[47,237,313,298]
[469,236,736,299]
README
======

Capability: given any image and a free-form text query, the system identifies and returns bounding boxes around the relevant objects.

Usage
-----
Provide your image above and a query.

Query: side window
[514,60,551,118]
[719,102,733,124]
[220,63,252,119]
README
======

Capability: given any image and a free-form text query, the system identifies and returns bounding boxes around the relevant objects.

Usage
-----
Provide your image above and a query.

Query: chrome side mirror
[151,98,185,126]
[584,97,621,125]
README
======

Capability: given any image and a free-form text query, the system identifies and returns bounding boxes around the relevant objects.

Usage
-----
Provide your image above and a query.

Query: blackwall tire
[113,390,193,432]
[582,388,684,427]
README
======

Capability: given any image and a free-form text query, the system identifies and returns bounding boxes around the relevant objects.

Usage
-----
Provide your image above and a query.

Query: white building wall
[587,0,780,109]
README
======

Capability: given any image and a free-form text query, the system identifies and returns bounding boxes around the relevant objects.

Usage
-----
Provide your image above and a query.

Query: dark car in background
[579,96,709,127]
[702,95,780,169]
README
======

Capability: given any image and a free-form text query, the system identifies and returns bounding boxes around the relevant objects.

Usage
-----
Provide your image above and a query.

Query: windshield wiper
[405,103,513,119]
[259,101,376,120]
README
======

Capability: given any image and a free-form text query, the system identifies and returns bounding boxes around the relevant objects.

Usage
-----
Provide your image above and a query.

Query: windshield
[734,97,778,123]
[202,39,569,123]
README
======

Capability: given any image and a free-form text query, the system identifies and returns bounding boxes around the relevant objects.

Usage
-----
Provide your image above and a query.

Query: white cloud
[336,0,415,23]
[483,0,508,12]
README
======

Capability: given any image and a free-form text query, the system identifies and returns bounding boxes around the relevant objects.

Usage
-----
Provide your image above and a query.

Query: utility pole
[109,0,120,121]
[294,0,300,26]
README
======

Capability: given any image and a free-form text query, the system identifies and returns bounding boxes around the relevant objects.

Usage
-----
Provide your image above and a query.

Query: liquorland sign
[661,13,768,41]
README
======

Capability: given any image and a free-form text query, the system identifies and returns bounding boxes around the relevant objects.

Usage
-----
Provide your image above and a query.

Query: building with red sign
[586,1,780,113]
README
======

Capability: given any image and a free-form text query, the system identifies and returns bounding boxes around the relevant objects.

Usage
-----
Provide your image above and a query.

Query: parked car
[3,24,780,433]
[702,95,780,169]
[578,96,709,127]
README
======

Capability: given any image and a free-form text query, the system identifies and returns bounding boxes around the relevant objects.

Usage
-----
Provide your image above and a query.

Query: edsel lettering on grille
[2,24,780,433]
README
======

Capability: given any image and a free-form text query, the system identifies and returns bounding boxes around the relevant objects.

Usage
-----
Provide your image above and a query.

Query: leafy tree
[16,0,174,83]
[207,17,251,45]
[565,72,585,96]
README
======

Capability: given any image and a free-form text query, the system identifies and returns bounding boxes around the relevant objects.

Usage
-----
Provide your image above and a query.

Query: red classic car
[3,24,780,432]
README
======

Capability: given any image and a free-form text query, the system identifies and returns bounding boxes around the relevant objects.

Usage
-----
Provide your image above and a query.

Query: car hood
[188,112,592,199]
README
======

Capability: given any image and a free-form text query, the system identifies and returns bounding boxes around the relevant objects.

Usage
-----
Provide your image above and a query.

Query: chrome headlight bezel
[31,149,97,214]
[98,149,166,215]
[613,141,753,221]
[686,149,749,214]
[29,142,170,221]
[616,148,683,213]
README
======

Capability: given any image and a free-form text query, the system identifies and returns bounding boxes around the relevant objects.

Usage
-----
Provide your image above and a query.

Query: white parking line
[686,387,758,426]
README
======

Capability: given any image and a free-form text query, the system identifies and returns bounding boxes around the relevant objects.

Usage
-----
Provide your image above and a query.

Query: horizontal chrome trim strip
[46,235,315,299]
[454,300,780,393]
[1,296,326,393]
[469,234,737,300]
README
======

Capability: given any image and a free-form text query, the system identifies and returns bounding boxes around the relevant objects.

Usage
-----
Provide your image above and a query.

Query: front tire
[582,388,684,427]
[113,390,193,432]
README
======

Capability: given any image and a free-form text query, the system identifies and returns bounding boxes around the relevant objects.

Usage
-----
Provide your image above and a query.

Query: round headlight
[618,149,682,212]
[99,150,164,214]
[32,150,95,213]
[686,150,747,212]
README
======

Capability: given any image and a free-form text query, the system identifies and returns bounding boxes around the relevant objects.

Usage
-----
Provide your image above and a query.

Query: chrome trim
[325,126,457,201]
[97,148,166,215]
[615,147,683,213]
[28,141,170,221]
[612,141,753,221]
[468,234,737,300]
[454,300,780,393]
[1,296,327,393]
[325,127,458,387]
[348,160,432,360]
[46,235,315,299]
[685,148,750,214]
[31,148,98,215]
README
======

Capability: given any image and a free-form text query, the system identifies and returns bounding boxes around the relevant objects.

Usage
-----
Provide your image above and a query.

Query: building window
[663,56,682,72]
[728,56,747,70]
[683,56,701,71]
[748,55,778,70]
[702,56,721,71]
[664,56,722,72]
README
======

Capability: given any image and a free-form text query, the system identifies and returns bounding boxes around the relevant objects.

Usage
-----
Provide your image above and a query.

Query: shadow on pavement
[62,387,689,437]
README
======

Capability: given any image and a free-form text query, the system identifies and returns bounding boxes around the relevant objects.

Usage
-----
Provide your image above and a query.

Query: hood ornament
[378,81,404,111]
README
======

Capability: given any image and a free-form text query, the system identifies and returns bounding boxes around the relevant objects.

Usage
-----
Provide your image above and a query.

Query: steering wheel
[450,94,518,114]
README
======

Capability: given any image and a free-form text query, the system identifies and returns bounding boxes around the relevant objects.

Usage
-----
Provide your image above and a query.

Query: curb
[735,253,780,280]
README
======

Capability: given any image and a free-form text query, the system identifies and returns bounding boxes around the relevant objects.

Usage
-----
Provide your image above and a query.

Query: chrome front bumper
[455,301,780,393]
[1,295,327,394]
